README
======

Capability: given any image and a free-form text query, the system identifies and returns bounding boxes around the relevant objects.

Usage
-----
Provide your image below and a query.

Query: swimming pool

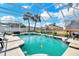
[18,34,68,56]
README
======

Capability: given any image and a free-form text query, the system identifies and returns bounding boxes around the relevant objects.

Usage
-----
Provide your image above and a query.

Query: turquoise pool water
[18,34,68,56]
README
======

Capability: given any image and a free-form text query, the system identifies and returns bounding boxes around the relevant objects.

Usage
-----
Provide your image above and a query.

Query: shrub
[64,34,69,37]
[52,31,57,36]
[35,29,41,33]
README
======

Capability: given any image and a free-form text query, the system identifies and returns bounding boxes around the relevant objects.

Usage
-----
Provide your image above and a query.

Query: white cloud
[54,11,63,19]
[45,22,51,25]
[0,16,16,23]
[30,24,34,27]
[53,8,75,20]
[55,7,79,28]
[62,8,74,16]
[41,8,74,21]
[55,5,60,9]
[41,11,54,20]
[17,17,24,22]
[36,23,41,27]
[41,8,75,21]
[30,23,41,27]
[0,3,4,4]
[1,16,15,20]
[21,6,30,9]
[40,11,66,28]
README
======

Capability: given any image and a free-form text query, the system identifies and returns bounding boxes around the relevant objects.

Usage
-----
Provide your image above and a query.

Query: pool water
[18,34,68,56]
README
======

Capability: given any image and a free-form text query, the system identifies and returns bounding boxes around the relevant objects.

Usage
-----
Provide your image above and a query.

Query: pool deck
[0,35,24,56]
[63,47,79,56]
[63,38,79,56]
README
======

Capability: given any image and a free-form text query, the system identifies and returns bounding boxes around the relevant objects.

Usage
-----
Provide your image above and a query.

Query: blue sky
[0,3,63,16]
[0,3,79,28]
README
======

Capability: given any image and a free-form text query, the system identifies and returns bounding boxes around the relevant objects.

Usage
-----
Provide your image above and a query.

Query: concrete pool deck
[0,35,24,56]
[63,38,79,56]
[63,47,79,56]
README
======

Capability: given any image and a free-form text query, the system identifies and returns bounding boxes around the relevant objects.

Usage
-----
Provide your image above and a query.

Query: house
[65,20,79,32]
[0,20,26,32]
[45,24,63,31]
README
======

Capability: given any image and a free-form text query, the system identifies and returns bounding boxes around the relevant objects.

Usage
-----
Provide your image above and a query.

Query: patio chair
[0,38,4,48]
[72,32,79,40]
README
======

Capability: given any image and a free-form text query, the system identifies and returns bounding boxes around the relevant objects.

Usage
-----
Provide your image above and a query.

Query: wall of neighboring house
[0,23,27,32]
[10,23,19,27]
[45,25,63,31]
[65,20,79,32]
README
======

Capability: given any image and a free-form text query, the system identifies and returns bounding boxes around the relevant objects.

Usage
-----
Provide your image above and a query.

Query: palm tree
[31,14,41,31]
[23,12,32,32]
